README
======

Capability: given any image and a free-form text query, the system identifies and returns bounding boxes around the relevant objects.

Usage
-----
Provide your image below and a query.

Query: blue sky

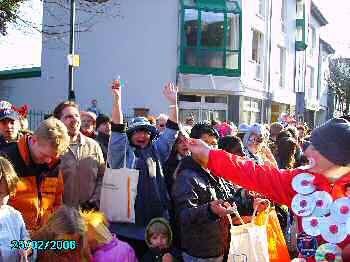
[0,0,349,71]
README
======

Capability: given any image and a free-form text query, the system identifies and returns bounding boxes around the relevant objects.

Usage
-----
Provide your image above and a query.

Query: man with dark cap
[0,101,20,149]
[95,114,111,161]
[186,118,350,262]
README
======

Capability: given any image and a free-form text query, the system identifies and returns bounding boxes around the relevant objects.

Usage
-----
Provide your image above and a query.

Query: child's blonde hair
[80,210,113,245]
[0,156,19,196]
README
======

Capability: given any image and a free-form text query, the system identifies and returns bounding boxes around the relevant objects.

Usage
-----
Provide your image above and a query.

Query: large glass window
[180,0,241,76]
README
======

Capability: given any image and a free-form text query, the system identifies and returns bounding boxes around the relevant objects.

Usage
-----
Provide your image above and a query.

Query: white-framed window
[252,29,264,80]
[280,0,286,32]
[306,65,315,99]
[258,0,265,17]
[278,46,286,87]
[308,26,316,55]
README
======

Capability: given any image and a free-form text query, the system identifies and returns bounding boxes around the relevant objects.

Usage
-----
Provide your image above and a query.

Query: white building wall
[269,0,296,105]
[240,0,268,98]
[305,15,322,110]
[1,0,180,116]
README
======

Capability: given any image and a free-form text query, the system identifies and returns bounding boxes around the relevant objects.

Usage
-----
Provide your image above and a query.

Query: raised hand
[163,83,178,105]
[186,139,211,167]
[111,79,122,104]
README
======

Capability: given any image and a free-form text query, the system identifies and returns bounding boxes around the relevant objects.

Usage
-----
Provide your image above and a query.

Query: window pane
[184,9,198,47]
[179,94,201,102]
[197,49,224,68]
[179,109,200,123]
[201,11,224,48]
[184,47,197,67]
[227,13,240,50]
[226,52,239,69]
[184,48,224,68]
[296,26,303,41]
[258,0,265,16]
[252,30,263,63]
[205,96,227,103]
[296,1,304,19]
[182,0,196,7]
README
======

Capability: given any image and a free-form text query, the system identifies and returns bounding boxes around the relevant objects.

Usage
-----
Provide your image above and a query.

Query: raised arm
[163,82,178,124]
[154,83,179,163]
[187,139,298,206]
[111,80,123,125]
[109,81,136,169]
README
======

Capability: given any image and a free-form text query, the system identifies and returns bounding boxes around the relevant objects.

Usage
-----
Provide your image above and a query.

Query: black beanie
[310,118,350,166]
[96,114,111,129]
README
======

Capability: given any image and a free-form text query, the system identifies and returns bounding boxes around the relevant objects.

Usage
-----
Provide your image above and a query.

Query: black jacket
[172,157,232,258]
[95,132,109,162]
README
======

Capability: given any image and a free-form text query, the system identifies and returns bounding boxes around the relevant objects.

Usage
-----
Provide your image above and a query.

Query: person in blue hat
[108,82,179,260]
[0,100,20,149]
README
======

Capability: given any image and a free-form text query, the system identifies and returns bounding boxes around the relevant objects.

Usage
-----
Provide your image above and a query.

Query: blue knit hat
[310,118,350,166]
[126,117,159,141]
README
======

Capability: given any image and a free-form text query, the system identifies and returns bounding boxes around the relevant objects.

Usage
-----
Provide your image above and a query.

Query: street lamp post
[68,0,76,101]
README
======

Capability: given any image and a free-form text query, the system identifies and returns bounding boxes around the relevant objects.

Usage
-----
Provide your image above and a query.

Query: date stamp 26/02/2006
[10,240,77,251]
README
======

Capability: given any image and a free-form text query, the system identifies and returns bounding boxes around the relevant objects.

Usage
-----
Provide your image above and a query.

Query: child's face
[150,233,168,250]
[0,179,10,206]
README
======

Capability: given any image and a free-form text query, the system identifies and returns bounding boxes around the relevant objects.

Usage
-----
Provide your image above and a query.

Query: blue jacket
[108,120,178,240]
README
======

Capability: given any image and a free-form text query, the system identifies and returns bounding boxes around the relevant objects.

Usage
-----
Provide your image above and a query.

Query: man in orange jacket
[1,117,70,232]
[187,118,350,261]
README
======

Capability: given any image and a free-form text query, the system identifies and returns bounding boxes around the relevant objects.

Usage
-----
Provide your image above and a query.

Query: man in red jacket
[187,118,350,261]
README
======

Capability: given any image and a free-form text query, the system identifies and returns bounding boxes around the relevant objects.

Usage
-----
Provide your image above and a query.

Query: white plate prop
[315,243,342,262]
[319,217,347,244]
[302,216,325,236]
[292,194,316,217]
[292,173,316,195]
[331,197,350,223]
[311,191,333,217]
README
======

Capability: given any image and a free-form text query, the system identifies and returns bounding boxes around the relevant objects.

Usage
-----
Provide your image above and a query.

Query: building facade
[0,0,332,126]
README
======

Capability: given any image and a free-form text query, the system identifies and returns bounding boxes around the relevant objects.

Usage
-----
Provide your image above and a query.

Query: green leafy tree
[327,57,350,114]
[0,0,24,35]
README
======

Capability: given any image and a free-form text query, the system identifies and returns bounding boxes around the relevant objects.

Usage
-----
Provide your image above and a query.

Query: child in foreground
[81,209,138,262]
[142,218,173,262]
[0,156,35,261]
[31,205,91,262]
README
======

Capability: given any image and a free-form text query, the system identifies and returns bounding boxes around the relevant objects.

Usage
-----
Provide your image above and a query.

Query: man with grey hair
[156,113,169,134]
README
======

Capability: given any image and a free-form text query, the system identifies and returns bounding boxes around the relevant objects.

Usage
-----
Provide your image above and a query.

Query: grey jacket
[108,121,178,240]
[60,133,105,208]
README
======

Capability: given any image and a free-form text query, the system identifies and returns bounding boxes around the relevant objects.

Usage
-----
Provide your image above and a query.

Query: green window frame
[295,0,308,51]
[179,0,242,77]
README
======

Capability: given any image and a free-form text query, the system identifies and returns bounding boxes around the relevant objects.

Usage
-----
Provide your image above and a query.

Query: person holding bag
[187,118,350,262]
[107,81,179,259]
[172,123,236,262]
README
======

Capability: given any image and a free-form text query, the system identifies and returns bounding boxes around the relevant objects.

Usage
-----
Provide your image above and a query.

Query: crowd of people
[0,83,349,262]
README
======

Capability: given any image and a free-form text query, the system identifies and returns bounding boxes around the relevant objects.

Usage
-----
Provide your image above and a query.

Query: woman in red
[187,118,350,262]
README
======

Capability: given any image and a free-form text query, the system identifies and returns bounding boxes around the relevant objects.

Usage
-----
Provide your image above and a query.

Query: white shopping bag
[227,202,270,262]
[100,146,139,223]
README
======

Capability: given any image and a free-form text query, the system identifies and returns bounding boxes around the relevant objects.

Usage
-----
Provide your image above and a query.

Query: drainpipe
[266,0,273,124]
